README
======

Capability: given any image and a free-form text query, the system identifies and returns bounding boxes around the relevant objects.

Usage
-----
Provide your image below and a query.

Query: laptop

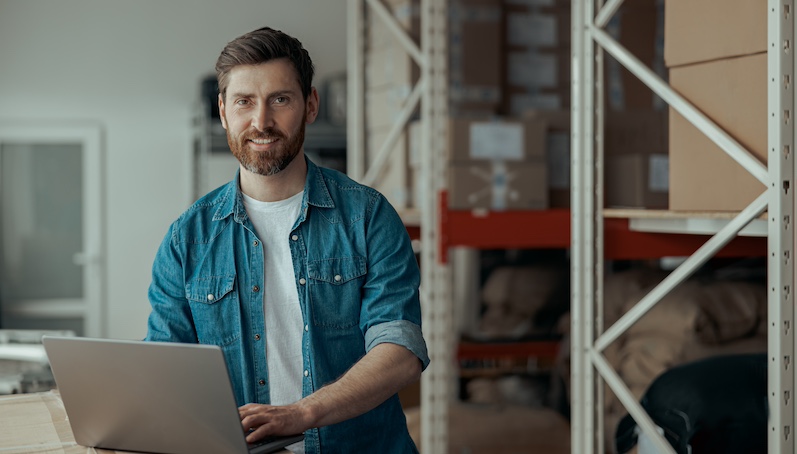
[42,336,304,454]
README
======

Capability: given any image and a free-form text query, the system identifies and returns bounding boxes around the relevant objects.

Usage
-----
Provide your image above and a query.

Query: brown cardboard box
[668,53,767,211]
[524,110,571,207]
[505,5,571,49]
[449,160,548,210]
[502,0,572,114]
[449,117,547,162]
[606,153,669,209]
[449,0,504,113]
[524,110,668,209]
[664,0,766,68]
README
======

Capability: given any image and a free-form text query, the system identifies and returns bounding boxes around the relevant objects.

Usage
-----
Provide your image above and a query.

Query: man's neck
[239,153,307,202]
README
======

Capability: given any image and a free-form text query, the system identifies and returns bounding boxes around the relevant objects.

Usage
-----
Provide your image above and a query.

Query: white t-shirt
[243,191,305,453]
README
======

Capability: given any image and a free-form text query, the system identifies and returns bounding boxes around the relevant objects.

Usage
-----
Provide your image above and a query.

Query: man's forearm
[295,343,422,428]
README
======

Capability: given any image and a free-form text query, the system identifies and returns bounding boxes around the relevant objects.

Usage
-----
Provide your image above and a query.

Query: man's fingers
[239,403,268,419]
[241,413,268,432]
[245,422,273,443]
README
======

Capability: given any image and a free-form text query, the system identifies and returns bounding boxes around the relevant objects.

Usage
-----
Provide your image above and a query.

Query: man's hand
[239,343,421,443]
[239,403,310,443]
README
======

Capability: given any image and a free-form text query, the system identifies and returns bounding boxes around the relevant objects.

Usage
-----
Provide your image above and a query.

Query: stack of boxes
[503,0,572,114]
[446,117,548,210]
[665,0,767,212]
[365,0,679,212]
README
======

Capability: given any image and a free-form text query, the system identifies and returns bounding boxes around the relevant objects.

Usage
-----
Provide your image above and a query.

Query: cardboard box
[449,161,548,210]
[668,53,767,211]
[606,153,669,209]
[524,110,571,207]
[507,48,570,92]
[664,0,766,68]
[524,110,668,209]
[448,117,548,163]
[449,0,504,113]
[505,5,571,49]
[366,0,503,115]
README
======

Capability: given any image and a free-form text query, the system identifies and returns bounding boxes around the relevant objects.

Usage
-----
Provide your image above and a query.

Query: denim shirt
[145,157,429,453]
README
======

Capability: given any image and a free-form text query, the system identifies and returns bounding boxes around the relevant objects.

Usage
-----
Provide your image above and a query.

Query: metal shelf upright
[347,1,452,453]
[571,1,795,453]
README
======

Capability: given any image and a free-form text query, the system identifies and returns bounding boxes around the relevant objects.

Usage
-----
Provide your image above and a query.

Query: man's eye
[275,96,288,104]
[236,99,249,106]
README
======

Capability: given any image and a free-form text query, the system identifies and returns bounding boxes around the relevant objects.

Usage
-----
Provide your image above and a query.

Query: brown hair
[215,26,315,101]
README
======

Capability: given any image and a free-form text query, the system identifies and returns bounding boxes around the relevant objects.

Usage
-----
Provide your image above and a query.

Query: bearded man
[145,26,428,454]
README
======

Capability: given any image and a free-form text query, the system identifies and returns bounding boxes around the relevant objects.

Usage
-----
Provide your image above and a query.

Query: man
[145,27,429,453]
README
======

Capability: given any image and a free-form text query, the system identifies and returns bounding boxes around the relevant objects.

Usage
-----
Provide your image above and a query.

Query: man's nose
[251,104,273,131]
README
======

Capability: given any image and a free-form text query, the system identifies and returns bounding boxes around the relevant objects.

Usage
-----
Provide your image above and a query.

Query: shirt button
[304,324,309,332]
[253,240,259,247]
[253,285,260,292]
[334,274,342,282]
[291,234,299,241]
[299,278,306,285]
[207,294,215,302]
[304,370,309,377]
[259,379,265,386]
[254,334,261,340]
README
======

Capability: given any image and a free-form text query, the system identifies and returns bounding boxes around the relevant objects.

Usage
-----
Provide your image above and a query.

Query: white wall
[0,0,347,339]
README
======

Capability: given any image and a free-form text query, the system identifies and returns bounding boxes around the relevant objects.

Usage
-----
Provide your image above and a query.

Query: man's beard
[227,113,306,176]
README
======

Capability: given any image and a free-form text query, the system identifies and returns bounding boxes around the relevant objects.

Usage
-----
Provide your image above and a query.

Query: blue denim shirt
[145,157,429,453]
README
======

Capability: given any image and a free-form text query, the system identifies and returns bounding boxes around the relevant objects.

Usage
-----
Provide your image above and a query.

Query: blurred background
[0,0,347,340]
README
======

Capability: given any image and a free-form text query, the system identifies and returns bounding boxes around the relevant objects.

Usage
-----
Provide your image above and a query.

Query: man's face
[219,59,318,176]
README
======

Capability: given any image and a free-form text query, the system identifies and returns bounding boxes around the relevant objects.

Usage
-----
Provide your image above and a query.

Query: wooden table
[0,391,289,453]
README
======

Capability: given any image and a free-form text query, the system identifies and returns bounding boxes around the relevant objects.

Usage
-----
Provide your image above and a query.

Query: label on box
[507,14,557,47]
[469,123,524,160]
[648,154,669,192]
[508,52,558,88]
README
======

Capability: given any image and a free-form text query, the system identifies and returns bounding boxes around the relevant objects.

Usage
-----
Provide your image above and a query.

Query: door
[0,124,104,337]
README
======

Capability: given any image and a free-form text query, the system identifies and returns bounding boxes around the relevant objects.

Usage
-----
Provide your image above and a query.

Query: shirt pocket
[186,273,241,346]
[307,256,367,329]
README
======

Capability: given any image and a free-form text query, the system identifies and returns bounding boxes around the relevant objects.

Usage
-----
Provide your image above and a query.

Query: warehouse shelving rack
[571,1,794,453]
[348,1,451,452]
[350,1,786,453]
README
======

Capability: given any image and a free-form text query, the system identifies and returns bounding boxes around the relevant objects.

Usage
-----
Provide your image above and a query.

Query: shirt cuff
[364,320,430,371]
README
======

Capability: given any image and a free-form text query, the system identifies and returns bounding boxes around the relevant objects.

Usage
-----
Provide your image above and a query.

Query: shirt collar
[212,156,334,224]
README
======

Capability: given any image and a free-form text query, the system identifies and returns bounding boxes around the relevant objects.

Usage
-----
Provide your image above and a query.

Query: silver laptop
[42,336,304,454]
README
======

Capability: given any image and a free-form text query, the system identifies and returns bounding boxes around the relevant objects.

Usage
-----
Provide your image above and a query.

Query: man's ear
[218,93,228,129]
[305,87,320,125]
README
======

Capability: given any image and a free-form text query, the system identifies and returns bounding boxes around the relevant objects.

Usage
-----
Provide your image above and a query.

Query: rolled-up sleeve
[359,194,430,371]
[365,319,430,370]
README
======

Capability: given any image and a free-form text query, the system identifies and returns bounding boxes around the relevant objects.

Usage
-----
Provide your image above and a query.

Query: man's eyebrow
[227,89,298,100]
[228,91,254,100]
[268,89,298,99]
